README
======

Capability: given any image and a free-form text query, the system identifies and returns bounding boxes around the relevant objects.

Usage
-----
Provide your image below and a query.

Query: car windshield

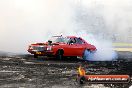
[49,36,69,43]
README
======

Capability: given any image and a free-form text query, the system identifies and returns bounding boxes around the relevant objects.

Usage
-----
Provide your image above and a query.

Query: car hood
[31,42,66,46]
[52,42,65,45]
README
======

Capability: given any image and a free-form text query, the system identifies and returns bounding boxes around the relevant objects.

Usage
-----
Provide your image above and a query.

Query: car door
[64,37,85,56]
[74,37,86,56]
[63,38,78,56]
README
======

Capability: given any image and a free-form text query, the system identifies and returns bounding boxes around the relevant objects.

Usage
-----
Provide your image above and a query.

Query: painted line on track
[113,48,132,52]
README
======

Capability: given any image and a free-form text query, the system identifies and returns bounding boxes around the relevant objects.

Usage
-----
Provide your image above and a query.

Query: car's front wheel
[56,50,64,60]
[34,54,38,58]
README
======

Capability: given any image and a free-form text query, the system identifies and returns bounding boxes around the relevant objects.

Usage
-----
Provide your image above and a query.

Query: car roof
[66,36,77,38]
[52,35,77,38]
[52,35,62,37]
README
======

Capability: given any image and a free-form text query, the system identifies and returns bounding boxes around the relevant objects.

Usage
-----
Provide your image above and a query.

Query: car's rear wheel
[83,49,93,61]
[56,49,64,60]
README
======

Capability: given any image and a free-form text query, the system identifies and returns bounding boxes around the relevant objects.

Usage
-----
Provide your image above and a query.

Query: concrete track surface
[0,51,131,88]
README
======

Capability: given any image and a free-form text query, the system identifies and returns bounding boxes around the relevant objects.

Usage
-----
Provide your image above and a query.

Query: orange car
[27,35,96,59]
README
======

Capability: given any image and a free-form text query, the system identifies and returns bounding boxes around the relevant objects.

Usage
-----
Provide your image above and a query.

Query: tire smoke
[75,31,118,61]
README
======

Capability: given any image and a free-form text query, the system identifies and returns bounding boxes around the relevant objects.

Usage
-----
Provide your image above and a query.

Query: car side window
[75,38,84,44]
[69,38,76,44]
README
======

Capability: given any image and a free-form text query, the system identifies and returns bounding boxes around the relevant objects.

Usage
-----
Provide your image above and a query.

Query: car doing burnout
[27,36,96,60]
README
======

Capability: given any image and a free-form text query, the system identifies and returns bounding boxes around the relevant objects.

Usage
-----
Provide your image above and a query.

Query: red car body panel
[27,36,96,57]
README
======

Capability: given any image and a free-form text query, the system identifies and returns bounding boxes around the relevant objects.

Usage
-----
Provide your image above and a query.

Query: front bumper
[28,50,54,56]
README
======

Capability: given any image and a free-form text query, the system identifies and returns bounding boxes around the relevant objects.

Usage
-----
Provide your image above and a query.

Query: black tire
[56,50,63,60]
[83,49,93,61]
[34,54,38,58]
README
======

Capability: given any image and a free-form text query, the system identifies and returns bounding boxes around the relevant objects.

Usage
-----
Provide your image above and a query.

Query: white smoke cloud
[75,31,117,61]
[79,0,132,42]
[0,0,75,53]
